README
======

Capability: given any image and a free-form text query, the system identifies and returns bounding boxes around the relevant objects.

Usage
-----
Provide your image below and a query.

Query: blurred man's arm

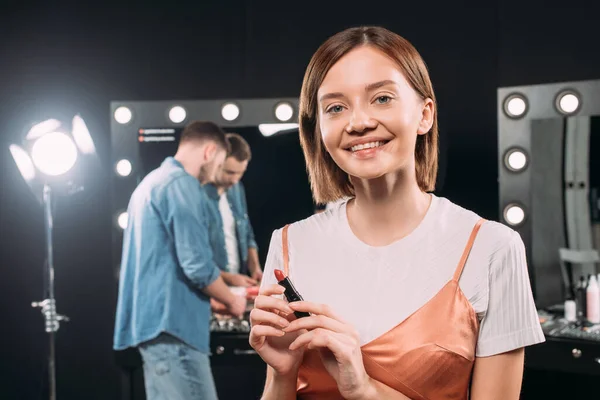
[238,183,261,279]
[166,177,238,307]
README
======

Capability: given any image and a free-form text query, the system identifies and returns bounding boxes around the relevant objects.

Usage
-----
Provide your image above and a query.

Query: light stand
[10,115,97,400]
[31,184,69,400]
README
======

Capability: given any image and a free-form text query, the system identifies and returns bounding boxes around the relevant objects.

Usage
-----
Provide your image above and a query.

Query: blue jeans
[139,333,218,400]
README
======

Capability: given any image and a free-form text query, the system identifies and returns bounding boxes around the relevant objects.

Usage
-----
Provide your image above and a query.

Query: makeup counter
[209,300,266,400]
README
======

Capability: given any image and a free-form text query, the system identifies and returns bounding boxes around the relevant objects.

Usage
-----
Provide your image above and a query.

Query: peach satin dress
[281,218,486,400]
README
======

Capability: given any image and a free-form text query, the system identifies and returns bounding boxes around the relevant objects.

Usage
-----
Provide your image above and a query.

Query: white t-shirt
[260,194,545,357]
[219,193,241,274]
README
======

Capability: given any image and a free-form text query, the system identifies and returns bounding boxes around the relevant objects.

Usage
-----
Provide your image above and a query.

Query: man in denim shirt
[205,133,263,287]
[113,121,246,400]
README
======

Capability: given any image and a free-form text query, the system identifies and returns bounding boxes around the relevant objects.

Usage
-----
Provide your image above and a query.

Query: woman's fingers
[254,288,294,315]
[283,314,346,334]
[258,283,286,296]
[288,328,352,354]
[250,308,290,329]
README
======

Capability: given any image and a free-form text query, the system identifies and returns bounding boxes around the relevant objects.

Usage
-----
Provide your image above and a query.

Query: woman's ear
[417,98,435,135]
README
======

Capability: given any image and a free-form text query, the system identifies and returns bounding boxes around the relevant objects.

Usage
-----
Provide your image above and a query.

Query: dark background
[1,1,599,399]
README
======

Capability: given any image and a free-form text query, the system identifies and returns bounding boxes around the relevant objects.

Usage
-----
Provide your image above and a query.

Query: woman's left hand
[284,301,372,400]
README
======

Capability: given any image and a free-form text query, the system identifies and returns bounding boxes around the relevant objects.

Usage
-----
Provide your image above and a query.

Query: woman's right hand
[249,284,306,376]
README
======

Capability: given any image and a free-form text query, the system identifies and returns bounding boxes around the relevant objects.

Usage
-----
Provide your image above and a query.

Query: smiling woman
[249,26,544,400]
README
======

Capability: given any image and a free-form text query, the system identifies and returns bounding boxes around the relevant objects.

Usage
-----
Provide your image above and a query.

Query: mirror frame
[498,79,600,306]
[109,97,299,274]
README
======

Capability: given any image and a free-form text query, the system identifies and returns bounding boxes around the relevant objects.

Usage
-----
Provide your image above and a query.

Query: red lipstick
[274,269,310,319]
[274,269,286,282]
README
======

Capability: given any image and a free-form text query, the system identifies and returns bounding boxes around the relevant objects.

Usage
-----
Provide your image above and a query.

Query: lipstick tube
[274,269,310,319]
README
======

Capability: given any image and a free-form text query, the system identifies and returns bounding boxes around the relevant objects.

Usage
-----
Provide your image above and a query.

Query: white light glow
[117,212,128,230]
[506,150,527,171]
[31,132,78,176]
[71,115,96,155]
[9,144,36,181]
[504,205,525,226]
[116,159,132,177]
[114,107,133,124]
[25,119,62,141]
[221,103,240,121]
[169,106,187,123]
[275,103,294,122]
[505,96,527,117]
[259,123,299,137]
[558,93,579,114]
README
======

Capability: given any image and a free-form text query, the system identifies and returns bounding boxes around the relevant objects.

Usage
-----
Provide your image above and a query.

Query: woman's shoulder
[435,195,522,261]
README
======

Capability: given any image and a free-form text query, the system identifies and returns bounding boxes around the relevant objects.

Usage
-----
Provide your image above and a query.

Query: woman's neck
[346,173,432,247]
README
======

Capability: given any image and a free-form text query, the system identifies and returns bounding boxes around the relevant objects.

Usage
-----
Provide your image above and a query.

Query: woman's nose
[345,106,377,133]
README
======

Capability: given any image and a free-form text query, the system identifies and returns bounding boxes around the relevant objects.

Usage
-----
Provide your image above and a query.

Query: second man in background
[205,133,263,287]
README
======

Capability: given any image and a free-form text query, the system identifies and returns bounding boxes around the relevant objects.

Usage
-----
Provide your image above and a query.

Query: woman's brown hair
[299,26,438,204]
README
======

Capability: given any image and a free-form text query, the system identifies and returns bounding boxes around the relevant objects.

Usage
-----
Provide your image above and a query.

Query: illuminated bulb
[558,93,579,114]
[504,205,525,226]
[221,103,240,121]
[505,149,527,171]
[117,212,128,230]
[31,132,78,176]
[114,107,133,124]
[275,103,294,122]
[504,94,527,118]
[116,159,132,177]
[169,106,187,123]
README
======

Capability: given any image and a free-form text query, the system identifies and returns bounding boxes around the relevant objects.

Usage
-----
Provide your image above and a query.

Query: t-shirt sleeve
[259,228,284,295]
[476,230,545,357]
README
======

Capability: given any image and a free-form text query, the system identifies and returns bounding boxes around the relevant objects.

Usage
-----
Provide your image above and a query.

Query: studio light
[117,211,129,230]
[503,94,528,118]
[274,102,294,122]
[114,106,133,124]
[221,102,240,121]
[168,106,187,123]
[503,204,526,226]
[259,123,300,137]
[9,144,36,182]
[31,132,78,176]
[9,115,98,400]
[504,148,528,172]
[115,159,132,177]
[556,91,581,114]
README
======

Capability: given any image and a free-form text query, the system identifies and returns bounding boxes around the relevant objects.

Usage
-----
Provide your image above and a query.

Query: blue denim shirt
[113,157,221,354]
[204,182,258,276]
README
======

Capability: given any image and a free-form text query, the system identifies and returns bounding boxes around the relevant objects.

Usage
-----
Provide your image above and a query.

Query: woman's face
[317,46,433,181]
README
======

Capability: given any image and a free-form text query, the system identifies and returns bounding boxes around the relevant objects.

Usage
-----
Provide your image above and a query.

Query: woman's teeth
[350,141,385,152]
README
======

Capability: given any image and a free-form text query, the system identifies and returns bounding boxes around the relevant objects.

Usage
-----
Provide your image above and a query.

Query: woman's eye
[327,105,344,114]
[375,95,391,104]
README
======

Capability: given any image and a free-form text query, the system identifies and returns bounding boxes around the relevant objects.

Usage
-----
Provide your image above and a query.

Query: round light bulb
[505,149,527,171]
[504,205,525,226]
[558,93,579,114]
[114,107,133,124]
[169,106,187,123]
[117,212,128,230]
[31,132,78,176]
[115,159,132,177]
[221,103,240,121]
[275,103,294,122]
[506,97,527,117]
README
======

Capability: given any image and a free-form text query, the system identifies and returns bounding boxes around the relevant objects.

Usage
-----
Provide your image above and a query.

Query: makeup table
[527,309,600,376]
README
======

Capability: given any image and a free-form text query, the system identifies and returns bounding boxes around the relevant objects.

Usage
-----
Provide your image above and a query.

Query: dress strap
[453,218,486,282]
[282,224,291,276]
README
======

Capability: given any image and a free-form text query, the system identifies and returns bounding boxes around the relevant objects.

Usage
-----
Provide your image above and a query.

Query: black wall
[1,1,599,399]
